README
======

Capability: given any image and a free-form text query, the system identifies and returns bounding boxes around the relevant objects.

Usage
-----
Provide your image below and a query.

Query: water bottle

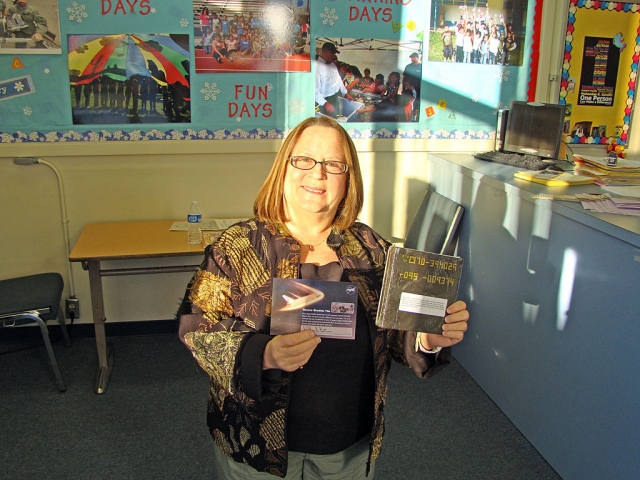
[187,201,202,245]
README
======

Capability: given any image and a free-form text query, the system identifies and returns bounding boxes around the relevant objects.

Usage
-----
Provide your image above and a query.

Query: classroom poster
[577,36,620,107]
[0,0,538,143]
[559,1,640,145]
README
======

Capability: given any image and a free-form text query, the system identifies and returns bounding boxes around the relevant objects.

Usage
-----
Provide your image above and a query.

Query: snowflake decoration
[201,82,221,101]
[180,18,190,28]
[266,83,273,92]
[23,106,32,116]
[14,81,24,92]
[495,67,510,83]
[320,7,338,26]
[288,98,305,116]
[67,2,88,23]
[472,95,479,103]
[493,102,506,116]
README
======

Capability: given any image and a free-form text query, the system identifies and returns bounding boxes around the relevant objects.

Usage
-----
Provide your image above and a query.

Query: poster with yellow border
[560,1,639,146]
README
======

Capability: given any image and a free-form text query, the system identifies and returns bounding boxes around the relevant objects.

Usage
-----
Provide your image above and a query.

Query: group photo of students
[429,2,525,66]
[193,1,311,73]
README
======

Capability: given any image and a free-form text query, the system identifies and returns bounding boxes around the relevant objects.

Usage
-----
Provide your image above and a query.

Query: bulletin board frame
[559,0,640,146]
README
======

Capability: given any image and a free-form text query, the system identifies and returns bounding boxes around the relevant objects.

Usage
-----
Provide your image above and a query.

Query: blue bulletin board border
[0,126,493,143]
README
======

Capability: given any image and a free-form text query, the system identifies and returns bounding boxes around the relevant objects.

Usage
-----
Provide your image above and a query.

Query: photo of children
[67,34,191,125]
[428,0,528,66]
[314,38,423,123]
[193,0,311,73]
[0,0,61,54]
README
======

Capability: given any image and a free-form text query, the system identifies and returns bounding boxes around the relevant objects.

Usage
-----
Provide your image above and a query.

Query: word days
[229,85,272,118]
[349,0,411,23]
[102,0,151,15]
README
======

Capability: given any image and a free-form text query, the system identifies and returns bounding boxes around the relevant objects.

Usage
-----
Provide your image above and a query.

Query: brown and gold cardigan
[177,218,450,477]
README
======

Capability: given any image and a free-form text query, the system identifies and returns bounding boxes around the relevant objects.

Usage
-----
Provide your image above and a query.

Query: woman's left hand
[421,300,469,350]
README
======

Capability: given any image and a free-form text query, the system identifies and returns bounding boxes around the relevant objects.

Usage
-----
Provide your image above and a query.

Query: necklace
[305,238,327,252]
[286,223,330,252]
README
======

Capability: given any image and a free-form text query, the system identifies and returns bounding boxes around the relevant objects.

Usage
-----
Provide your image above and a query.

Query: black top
[286,262,376,454]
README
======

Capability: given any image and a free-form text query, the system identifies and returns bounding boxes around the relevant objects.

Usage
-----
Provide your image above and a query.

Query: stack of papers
[581,196,640,216]
[600,185,640,199]
[573,155,640,185]
[514,170,595,186]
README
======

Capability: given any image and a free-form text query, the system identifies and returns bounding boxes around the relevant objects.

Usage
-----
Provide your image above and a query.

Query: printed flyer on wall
[271,278,358,340]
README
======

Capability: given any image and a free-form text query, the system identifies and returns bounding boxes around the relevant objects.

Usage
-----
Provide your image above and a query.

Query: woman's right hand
[263,330,321,371]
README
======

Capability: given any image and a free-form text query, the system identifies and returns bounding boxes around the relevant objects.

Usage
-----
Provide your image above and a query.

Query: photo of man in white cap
[315,41,354,117]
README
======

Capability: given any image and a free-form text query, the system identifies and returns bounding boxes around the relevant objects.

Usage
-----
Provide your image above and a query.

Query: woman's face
[283,126,348,220]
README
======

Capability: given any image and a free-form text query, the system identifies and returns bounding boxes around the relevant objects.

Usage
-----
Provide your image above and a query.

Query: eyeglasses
[289,156,349,174]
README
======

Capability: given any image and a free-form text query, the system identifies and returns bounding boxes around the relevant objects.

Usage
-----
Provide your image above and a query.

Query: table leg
[87,260,113,394]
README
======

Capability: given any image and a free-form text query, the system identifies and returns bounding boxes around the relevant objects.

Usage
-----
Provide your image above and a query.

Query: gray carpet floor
[0,332,561,479]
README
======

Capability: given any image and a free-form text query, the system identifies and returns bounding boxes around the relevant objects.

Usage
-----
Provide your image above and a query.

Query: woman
[177,116,469,478]
[357,68,374,90]
[199,6,210,33]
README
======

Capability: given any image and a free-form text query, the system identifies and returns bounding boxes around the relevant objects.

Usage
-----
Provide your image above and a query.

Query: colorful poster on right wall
[560,1,640,146]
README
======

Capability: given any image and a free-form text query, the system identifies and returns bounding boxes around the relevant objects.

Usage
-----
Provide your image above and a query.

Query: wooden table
[69,220,204,394]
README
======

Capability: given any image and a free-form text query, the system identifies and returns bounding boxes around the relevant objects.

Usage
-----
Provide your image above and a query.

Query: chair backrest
[404,189,464,256]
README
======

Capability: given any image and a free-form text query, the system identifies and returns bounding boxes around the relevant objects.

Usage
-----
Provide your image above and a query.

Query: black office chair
[404,189,464,255]
[0,273,71,392]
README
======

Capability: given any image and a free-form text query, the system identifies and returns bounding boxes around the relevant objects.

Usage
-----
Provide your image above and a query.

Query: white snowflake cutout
[288,98,305,116]
[320,7,338,26]
[201,82,221,101]
[67,2,88,23]
[495,67,510,83]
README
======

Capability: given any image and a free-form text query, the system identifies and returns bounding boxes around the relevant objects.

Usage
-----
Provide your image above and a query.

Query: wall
[0,138,492,324]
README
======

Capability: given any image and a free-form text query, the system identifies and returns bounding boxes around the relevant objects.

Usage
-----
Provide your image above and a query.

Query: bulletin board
[0,0,539,143]
[560,0,640,145]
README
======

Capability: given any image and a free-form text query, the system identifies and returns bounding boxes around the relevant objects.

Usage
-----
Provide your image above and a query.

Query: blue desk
[427,153,640,480]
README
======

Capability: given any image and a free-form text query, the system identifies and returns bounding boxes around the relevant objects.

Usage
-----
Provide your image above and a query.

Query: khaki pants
[213,436,374,479]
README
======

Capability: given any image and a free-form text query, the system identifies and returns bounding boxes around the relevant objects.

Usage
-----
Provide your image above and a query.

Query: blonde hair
[253,116,364,230]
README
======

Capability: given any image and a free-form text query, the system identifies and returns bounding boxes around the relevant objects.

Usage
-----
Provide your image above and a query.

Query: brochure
[271,278,358,340]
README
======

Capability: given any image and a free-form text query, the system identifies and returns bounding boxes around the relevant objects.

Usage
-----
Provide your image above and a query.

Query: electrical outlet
[66,298,80,320]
